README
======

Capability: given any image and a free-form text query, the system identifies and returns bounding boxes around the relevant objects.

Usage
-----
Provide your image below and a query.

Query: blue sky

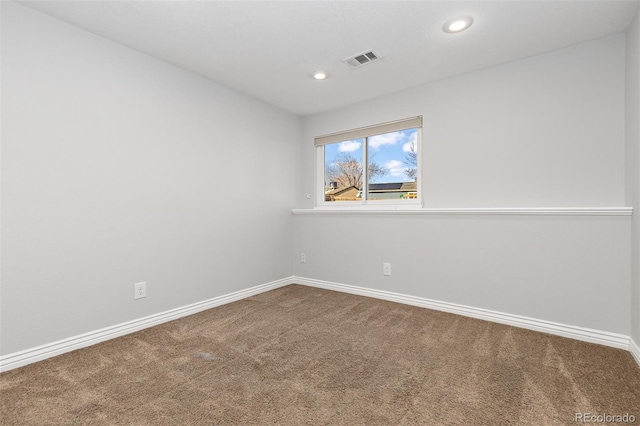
[324,128,418,183]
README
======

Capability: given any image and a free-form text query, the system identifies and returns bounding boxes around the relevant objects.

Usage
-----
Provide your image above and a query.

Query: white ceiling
[18,0,639,116]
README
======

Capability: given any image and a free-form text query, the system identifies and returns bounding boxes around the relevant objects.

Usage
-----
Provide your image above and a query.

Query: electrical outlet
[383,263,391,276]
[301,253,306,263]
[134,281,146,299]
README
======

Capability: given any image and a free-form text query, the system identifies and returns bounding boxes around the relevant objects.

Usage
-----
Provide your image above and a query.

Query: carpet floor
[1,284,639,425]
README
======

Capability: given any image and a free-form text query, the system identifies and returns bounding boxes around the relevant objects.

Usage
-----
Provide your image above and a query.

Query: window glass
[367,129,418,201]
[317,117,421,206]
[324,139,364,202]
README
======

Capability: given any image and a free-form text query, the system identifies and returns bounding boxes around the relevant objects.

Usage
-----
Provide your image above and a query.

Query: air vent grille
[343,49,382,69]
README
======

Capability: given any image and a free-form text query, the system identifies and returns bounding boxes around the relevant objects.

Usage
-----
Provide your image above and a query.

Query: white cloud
[402,132,417,153]
[385,159,405,177]
[368,132,405,150]
[338,140,361,152]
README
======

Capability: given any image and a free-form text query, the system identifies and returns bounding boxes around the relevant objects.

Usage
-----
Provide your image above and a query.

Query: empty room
[1,0,640,424]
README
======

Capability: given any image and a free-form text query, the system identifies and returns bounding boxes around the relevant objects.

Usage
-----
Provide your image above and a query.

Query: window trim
[316,117,423,208]
[314,116,423,147]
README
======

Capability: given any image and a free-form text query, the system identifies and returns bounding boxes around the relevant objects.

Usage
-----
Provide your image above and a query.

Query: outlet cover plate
[134,281,146,299]
[383,263,391,276]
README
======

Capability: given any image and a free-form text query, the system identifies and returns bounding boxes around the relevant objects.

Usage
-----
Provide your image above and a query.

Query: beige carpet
[1,284,638,425]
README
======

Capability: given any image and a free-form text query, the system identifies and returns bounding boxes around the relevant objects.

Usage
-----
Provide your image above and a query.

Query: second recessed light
[443,16,474,33]
[312,71,329,80]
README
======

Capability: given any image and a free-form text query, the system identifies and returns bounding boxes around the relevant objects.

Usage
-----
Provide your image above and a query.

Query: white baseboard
[630,338,640,368]
[292,276,633,353]
[3,276,637,372]
[0,277,293,373]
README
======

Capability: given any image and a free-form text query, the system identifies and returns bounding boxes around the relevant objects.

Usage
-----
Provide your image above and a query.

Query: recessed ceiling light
[443,16,474,33]
[312,71,329,80]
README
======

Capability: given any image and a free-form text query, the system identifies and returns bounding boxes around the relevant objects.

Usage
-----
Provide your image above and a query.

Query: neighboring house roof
[368,181,417,193]
[325,182,417,201]
[325,185,360,201]
[325,185,358,196]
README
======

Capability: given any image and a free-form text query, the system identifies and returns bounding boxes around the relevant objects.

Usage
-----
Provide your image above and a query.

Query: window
[315,116,422,206]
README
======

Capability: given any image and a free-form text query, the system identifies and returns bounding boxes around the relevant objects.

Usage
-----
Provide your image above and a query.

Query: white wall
[626,4,640,345]
[294,35,631,335]
[0,2,300,355]
[296,35,625,209]
[293,214,630,334]
[1,1,634,359]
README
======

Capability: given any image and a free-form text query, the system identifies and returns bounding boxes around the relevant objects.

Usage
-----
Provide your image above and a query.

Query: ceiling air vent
[342,49,382,69]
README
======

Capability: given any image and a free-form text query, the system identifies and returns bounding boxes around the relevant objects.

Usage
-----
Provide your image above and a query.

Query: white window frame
[315,116,423,209]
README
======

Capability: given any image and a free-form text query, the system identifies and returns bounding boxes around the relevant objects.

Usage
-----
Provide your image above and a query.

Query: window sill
[291,207,633,216]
